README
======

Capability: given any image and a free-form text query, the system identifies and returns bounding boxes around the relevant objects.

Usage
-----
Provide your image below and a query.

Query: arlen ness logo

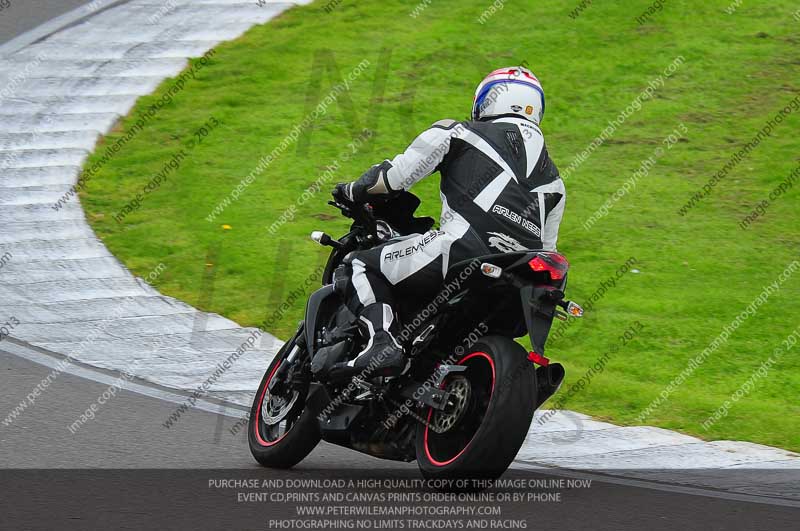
[383,231,444,261]
[492,204,541,237]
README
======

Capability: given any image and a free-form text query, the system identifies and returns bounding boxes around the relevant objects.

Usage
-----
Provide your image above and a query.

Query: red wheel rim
[253,360,293,447]
[423,351,496,466]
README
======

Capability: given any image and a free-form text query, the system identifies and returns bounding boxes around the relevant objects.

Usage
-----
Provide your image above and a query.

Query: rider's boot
[334,303,407,378]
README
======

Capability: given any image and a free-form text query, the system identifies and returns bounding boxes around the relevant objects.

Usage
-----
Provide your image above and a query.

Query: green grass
[81,0,800,450]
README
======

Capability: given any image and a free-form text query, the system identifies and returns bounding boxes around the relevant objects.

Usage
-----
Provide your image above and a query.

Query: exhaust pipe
[534,363,565,409]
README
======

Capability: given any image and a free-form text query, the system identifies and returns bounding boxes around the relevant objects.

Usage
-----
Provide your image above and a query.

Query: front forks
[267,326,306,395]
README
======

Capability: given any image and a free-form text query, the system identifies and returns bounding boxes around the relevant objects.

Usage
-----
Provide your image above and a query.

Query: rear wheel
[248,336,321,468]
[416,335,537,480]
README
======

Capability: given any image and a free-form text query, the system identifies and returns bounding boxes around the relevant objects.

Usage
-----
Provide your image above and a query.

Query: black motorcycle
[248,191,582,480]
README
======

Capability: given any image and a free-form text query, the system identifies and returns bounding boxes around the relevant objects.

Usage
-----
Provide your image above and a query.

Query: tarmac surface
[2,347,798,530]
[0,0,91,46]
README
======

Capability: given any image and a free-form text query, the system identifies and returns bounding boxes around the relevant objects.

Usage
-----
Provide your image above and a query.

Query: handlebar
[329,187,434,241]
[327,196,377,239]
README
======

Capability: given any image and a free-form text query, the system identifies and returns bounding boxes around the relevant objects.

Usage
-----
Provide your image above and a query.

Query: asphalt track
[2,348,799,530]
[0,0,91,45]
[0,346,395,470]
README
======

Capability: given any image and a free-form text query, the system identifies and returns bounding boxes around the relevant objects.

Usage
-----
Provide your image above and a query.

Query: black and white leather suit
[340,114,566,323]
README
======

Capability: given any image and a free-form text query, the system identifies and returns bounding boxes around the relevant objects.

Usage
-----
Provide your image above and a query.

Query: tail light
[528,252,569,281]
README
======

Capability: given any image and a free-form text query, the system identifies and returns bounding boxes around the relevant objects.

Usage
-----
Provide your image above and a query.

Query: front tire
[248,339,321,468]
[416,335,537,480]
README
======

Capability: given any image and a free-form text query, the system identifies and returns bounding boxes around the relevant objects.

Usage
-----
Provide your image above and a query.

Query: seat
[444,251,534,283]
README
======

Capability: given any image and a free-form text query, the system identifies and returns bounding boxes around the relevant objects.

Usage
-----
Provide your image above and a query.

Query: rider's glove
[333,161,396,204]
[333,182,356,203]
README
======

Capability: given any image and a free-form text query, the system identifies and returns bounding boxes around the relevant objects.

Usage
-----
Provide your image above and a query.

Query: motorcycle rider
[332,66,566,377]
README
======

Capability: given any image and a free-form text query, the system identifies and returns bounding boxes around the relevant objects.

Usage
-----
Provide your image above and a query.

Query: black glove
[333,161,395,204]
[333,182,355,204]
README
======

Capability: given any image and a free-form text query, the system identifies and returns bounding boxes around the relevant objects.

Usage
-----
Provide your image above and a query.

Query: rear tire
[416,335,537,480]
[248,340,321,468]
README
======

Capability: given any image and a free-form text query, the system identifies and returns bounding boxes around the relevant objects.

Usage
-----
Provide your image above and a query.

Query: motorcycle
[248,191,582,480]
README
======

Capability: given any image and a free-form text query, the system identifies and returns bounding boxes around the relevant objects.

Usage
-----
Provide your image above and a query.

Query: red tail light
[528,252,569,281]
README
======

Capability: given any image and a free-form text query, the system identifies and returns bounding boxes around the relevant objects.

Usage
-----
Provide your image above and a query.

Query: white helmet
[471,66,545,124]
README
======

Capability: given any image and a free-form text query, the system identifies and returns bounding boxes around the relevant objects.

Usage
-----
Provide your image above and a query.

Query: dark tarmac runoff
[0,0,93,46]
[2,349,798,531]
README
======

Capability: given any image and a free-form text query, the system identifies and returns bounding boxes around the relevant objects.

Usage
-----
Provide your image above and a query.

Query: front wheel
[416,335,537,480]
[248,336,321,468]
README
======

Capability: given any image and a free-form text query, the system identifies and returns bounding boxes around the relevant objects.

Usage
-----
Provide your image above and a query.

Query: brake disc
[261,390,300,426]
[431,376,472,433]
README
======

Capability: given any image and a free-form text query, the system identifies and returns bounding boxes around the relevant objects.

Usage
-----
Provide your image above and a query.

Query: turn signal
[481,263,503,278]
[566,301,584,317]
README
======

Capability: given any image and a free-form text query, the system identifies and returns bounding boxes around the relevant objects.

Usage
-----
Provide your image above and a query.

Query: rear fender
[520,284,561,356]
